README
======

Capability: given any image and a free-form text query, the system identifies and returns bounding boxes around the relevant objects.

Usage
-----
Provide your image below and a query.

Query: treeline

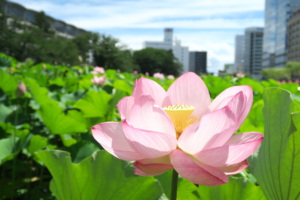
[261,62,300,80]
[0,7,182,76]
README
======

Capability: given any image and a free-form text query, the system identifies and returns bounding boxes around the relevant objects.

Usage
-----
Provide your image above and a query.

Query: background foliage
[0,53,300,199]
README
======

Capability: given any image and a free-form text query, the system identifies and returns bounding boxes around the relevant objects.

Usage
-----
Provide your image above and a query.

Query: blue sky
[9,0,265,74]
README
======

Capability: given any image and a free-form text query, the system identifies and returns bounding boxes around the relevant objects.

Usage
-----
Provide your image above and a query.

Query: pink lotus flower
[78,69,83,74]
[91,66,105,75]
[16,82,26,97]
[145,72,149,76]
[168,75,175,80]
[78,55,83,62]
[288,80,292,83]
[43,64,46,70]
[295,79,299,84]
[153,72,165,80]
[91,75,106,86]
[236,72,245,78]
[281,80,286,84]
[92,72,263,186]
[10,67,14,74]
[134,71,138,75]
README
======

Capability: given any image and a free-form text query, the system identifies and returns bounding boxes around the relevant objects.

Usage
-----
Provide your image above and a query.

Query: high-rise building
[173,39,189,73]
[143,28,173,50]
[143,28,190,73]
[262,0,300,69]
[287,7,300,62]
[234,35,245,72]
[189,51,207,74]
[244,27,264,78]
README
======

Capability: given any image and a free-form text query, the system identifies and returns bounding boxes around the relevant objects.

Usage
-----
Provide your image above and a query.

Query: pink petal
[170,150,228,186]
[122,120,177,159]
[117,96,135,120]
[133,161,173,176]
[132,77,171,107]
[138,155,172,165]
[218,160,249,175]
[224,132,264,145]
[214,91,246,125]
[194,132,263,167]
[129,95,176,137]
[178,106,236,154]
[92,122,145,161]
[209,86,253,129]
[167,72,211,117]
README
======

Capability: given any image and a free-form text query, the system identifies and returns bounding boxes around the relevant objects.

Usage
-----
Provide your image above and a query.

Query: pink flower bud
[78,55,83,62]
[10,67,14,74]
[43,64,46,70]
[168,75,175,80]
[145,72,149,76]
[134,71,138,75]
[16,82,26,97]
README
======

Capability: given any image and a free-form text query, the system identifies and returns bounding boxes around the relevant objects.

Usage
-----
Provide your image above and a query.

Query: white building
[143,28,173,50]
[173,39,189,73]
[234,35,244,72]
[143,28,189,73]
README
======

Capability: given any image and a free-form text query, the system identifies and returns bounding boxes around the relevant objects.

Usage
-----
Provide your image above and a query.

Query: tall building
[244,27,264,78]
[262,0,300,69]
[234,35,245,72]
[173,39,189,73]
[143,28,190,73]
[189,51,207,74]
[143,28,173,50]
[287,7,300,62]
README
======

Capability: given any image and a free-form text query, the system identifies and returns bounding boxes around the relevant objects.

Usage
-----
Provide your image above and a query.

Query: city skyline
[7,0,264,74]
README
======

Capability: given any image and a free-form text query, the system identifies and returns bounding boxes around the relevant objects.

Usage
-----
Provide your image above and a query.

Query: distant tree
[34,11,52,33]
[133,47,182,76]
[93,34,135,72]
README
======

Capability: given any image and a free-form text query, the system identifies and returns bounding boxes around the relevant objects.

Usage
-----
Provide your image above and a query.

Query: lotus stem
[170,169,178,200]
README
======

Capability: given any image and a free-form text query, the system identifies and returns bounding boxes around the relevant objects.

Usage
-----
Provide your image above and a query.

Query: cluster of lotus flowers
[90,66,106,86]
[92,72,263,186]
[153,72,175,80]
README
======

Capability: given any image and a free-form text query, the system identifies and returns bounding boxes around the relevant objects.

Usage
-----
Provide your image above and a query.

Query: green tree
[133,47,182,76]
[93,34,135,72]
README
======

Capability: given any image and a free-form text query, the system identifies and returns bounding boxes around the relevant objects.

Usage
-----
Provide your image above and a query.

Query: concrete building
[173,39,189,73]
[144,28,190,73]
[143,28,173,50]
[234,35,245,72]
[287,7,300,62]
[0,0,86,39]
[262,0,300,69]
[243,27,264,78]
[218,64,233,77]
[189,51,207,74]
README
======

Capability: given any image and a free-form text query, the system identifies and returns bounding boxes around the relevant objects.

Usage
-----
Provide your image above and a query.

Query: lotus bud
[16,82,26,97]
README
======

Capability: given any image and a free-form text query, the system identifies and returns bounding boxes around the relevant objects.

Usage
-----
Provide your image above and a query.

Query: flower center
[163,105,199,139]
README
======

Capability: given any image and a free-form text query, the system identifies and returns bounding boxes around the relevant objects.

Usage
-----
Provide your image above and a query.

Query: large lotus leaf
[36,150,166,200]
[38,101,86,134]
[27,135,48,154]
[0,70,18,97]
[0,104,14,123]
[250,88,300,200]
[62,140,100,164]
[113,79,134,95]
[49,77,66,87]
[74,90,112,118]
[0,136,19,165]
[24,78,52,105]
[197,177,265,200]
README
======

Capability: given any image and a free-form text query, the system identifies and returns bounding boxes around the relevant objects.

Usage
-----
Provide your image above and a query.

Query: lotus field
[0,52,300,200]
